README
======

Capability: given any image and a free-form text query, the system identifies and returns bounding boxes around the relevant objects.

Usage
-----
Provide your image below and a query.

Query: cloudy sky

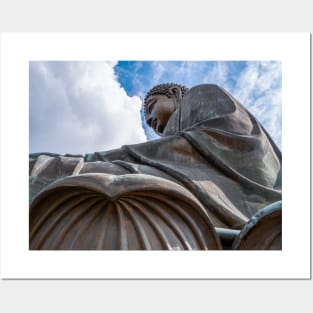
[29,61,281,154]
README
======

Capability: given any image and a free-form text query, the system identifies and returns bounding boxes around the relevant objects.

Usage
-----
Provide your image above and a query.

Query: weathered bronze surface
[29,83,282,250]
[232,201,282,250]
[30,173,222,250]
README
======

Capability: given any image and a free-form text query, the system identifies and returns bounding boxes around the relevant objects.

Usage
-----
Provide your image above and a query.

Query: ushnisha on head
[144,83,189,136]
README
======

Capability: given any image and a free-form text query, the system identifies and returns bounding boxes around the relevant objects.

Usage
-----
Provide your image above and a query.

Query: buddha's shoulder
[187,84,222,94]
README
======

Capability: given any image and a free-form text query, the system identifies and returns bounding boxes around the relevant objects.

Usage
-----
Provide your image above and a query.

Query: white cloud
[151,61,167,84]
[30,61,147,155]
[205,62,229,86]
[231,62,282,149]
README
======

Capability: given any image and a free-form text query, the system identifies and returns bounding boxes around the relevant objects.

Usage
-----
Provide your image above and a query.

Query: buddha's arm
[84,147,132,162]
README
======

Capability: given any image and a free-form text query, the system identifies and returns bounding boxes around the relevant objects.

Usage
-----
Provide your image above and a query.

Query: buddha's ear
[170,86,183,101]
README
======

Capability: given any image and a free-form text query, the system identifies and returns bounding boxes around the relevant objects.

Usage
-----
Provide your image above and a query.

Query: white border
[0,33,310,279]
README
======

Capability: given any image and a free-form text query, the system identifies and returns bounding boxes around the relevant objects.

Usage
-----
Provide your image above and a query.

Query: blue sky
[29,61,281,154]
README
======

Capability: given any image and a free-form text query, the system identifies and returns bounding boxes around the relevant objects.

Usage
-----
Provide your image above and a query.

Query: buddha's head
[144,83,189,136]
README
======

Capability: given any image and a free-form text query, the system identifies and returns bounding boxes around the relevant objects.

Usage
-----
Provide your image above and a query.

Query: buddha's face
[145,94,176,135]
